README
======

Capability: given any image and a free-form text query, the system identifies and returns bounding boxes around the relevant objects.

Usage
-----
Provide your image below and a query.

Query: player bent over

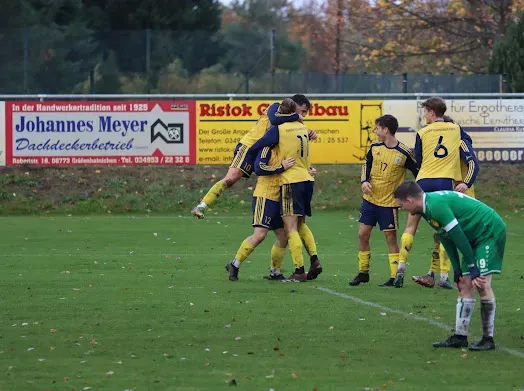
[394,97,463,288]
[250,104,321,282]
[191,95,313,219]
[349,115,418,287]
[413,115,480,289]
[394,181,506,351]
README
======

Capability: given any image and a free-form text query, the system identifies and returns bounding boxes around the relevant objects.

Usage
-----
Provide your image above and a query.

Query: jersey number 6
[433,135,449,158]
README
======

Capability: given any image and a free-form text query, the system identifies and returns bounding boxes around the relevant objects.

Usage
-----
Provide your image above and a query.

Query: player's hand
[308,129,318,140]
[309,167,317,177]
[361,181,372,195]
[472,275,487,290]
[455,182,468,193]
[282,157,296,170]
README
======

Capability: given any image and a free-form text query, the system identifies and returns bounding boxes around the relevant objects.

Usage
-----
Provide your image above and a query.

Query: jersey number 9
[434,135,449,158]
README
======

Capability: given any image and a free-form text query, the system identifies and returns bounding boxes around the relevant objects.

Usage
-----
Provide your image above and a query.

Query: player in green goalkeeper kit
[393,181,506,351]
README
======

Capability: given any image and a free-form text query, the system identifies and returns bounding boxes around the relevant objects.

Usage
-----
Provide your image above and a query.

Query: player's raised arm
[266,102,300,126]
[250,125,280,153]
[459,139,479,188]
[254,146,292,176]
[413,133,423,166]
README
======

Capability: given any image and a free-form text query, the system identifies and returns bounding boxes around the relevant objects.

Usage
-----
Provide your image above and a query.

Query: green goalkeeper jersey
[423,191,506,271]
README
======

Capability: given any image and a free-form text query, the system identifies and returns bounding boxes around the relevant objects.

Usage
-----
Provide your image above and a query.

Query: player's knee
[385,232,397,247]
[250,231,267,245]
[223,170,243,186]
[358,230,371,245]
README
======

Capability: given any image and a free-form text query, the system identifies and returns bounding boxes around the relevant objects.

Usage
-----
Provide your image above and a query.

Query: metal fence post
[89,70,95,94]
[23,28,29,93]
[244,73,249,94]
[402,73,407,94]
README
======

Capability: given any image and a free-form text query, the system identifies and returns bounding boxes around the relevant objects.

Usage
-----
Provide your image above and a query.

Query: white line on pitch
[315,286,524,359]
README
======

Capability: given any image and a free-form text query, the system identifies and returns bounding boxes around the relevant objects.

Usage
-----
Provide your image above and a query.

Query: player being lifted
[394,97,462,288]
[191,95,315,219]
[225,99,319,281]
[394,181,505,351]
[349,115,418,287]
[250,101,321,282]
[412,115,480,289]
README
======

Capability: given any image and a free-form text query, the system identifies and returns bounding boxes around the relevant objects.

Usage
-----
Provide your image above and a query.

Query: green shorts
[462,230,506,275]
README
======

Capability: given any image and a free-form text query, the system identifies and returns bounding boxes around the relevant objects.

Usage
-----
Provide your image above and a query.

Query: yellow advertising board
[196,100,384,164]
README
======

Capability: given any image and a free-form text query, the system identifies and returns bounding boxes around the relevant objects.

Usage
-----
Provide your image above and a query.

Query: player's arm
[254,146,286,176]
[432,207,476,274]
[439,235,461,278]
[413,133,423,166]
[404,149,420,177]
[459,139,479,187]
[250,125,279,153]
[361,146,373,194]
[266,102,300,126]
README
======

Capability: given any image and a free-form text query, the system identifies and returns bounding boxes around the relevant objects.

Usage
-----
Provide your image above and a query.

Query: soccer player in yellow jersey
[349,115,419,287]
[394,97,463,288]
[412,115,480,289]
[225,99,321,281]
[191,95,315,219]
[250,103,321,282]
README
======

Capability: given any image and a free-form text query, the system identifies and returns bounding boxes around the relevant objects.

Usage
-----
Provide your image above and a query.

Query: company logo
[151,119,183,144]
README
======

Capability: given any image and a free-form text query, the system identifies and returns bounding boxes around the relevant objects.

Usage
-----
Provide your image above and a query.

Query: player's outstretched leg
[380,230,399,287]
[469,274,497,351]
[226,228,267,281]
[192,167,244,219]
[268,228,287,281]
[433,276,475,348]
[299,222,322,280]
[349,224,372,286]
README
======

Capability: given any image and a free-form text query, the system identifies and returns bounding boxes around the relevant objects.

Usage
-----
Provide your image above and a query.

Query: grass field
[1,212,523,391]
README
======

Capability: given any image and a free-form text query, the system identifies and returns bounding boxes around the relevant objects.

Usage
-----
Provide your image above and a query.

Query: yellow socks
[439,243,451,280]
[388,253,400,278]
[298,224,317,257]
[232,239,256,267]
[200,180,228,207]
[271,245,286,270]
[358,251,371,273]
[288,231,304,269]
[430,241,440,274]
[399,233,414,263]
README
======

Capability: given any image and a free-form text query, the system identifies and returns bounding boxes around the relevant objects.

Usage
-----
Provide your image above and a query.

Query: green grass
[1,213,523,391]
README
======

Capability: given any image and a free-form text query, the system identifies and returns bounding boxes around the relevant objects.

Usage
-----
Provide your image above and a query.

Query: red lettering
[200,104,211,116]
[258,103,269,115]
[231,106,242,116]
[199,103,253,117]
[242,104,252,116]
[309,103,349,117]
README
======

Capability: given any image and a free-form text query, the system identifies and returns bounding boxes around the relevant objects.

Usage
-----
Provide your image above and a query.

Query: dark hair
[393,181,424,200]
[279,98,296,114]
[421,97,447,118]
[291,94,311,110]
[375,114,399,135]
[442,115,454,123]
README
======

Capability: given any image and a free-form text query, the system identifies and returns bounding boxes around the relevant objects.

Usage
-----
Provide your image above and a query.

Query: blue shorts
[416,178,454,192]
[359,199,399,231]
[280,181,314,217]
[230,143,255,178]
[252,197,283,230]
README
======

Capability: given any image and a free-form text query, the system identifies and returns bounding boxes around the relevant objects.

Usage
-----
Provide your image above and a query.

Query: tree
[489,12,524,91]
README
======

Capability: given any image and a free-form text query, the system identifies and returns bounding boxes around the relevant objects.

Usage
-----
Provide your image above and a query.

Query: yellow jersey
[277,122,313,184]
[253,146,283,202]
[239,103,299,147]
[361,141,419,207]
[415,121,462,181]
